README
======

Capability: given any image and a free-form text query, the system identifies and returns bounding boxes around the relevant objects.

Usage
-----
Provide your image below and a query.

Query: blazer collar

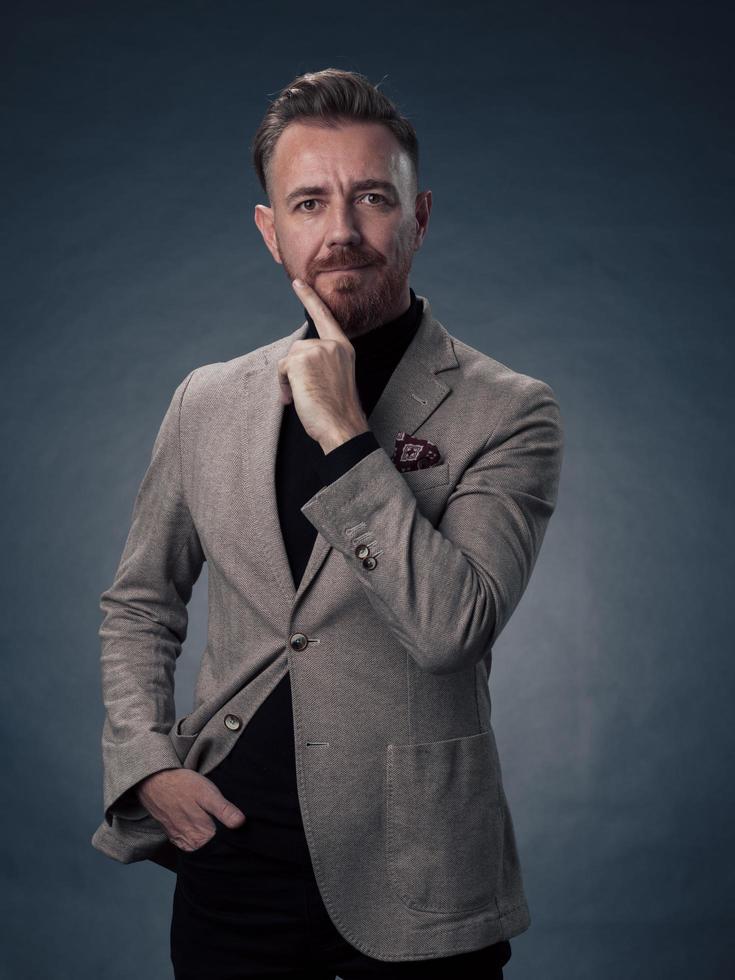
[240,293,459,609]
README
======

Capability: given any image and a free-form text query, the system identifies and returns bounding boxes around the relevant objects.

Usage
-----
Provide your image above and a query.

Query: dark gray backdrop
[3,1,733,978]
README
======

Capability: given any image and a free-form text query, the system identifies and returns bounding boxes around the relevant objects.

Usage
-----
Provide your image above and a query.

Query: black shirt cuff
[316,430,381,487]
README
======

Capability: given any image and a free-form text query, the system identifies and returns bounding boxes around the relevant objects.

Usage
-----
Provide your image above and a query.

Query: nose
[325,200,362,249]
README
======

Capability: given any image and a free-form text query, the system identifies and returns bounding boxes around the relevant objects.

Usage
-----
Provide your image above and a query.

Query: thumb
[197,773,245,829]
[205,786,246,828]
[219,798,247,828]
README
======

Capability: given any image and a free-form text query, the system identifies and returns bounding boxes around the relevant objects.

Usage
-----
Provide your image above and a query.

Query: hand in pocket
[134,769,247,851]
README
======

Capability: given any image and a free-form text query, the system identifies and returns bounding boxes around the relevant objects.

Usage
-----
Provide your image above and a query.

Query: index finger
[292,278,347,342]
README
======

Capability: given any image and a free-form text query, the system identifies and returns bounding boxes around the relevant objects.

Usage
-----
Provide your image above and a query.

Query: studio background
[2,1,733,978]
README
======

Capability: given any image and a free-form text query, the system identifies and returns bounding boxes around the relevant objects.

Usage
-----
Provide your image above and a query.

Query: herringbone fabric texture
[91,295,564,960]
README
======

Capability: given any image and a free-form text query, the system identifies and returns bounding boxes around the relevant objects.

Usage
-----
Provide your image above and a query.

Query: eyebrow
[284,179,399,206]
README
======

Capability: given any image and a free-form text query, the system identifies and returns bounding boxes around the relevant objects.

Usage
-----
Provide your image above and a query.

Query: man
[91,68,564,979]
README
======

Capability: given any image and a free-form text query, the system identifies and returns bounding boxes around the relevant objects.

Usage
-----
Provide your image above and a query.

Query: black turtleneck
[200,288,423,869]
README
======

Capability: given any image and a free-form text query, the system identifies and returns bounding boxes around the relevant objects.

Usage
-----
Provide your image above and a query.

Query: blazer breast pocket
[399,460,450,493]
[385,730,504,914]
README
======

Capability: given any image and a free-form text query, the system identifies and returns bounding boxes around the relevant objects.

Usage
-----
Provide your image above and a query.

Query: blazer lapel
[242,294,459,610]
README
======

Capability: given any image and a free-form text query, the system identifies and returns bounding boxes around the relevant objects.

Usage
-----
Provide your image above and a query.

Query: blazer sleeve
[97,368,205,825]
[315,429,381,487]
[300,378,563,675]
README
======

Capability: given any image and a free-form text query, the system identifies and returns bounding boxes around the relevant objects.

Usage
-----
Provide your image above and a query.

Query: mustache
[313,250,380,272]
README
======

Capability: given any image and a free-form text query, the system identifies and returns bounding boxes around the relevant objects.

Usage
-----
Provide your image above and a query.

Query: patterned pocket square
[390,432,443,472]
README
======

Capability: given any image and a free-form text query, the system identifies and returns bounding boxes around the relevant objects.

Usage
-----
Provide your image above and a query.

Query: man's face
[254,118,431,337]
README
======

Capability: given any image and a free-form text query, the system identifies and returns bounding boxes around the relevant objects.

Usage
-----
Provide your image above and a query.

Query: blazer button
[354,544,371,559]
[290,632,309,651]
[224,714,242,731]
[362,556,378,570]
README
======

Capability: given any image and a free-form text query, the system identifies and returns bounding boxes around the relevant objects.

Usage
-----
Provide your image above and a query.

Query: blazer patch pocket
[385,730,504,914]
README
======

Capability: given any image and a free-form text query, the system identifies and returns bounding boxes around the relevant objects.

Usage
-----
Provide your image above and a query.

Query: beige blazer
[91,294,564,961]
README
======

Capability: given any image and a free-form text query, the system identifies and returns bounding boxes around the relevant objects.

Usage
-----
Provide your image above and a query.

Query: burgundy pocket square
[390,432,443,473]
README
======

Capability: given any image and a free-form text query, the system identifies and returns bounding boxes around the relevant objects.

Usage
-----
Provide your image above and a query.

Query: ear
[254,204,282,265]
[413,190,432,251]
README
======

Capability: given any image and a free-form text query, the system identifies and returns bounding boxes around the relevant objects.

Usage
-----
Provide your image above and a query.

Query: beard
[279,222,417,339]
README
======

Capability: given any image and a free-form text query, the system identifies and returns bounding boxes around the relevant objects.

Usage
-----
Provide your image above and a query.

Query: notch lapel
[241,294,459,611]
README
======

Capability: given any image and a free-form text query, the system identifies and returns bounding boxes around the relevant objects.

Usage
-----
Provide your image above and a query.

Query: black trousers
[170,817,512,979]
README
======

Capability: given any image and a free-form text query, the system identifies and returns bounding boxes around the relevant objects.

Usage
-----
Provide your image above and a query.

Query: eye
[296,193,389,212]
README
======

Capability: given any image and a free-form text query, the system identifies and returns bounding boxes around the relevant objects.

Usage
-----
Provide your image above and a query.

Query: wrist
[320,422,370,454]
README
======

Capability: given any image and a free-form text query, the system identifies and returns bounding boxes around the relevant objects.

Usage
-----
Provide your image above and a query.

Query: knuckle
[171,828,214,852]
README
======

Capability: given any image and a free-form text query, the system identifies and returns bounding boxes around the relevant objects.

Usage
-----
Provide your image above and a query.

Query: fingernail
[292,278,303,288]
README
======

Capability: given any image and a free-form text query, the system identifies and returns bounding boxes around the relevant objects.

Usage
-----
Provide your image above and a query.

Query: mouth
[320,265,371,273]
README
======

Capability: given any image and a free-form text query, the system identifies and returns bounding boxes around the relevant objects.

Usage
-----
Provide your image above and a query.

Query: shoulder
[442,334,563,476]
[448,333,560,419]
[419,295,559,413]
[176,327,301,410]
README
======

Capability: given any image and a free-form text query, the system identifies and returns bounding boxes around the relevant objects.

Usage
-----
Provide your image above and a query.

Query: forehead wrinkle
[274,128,410,203]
